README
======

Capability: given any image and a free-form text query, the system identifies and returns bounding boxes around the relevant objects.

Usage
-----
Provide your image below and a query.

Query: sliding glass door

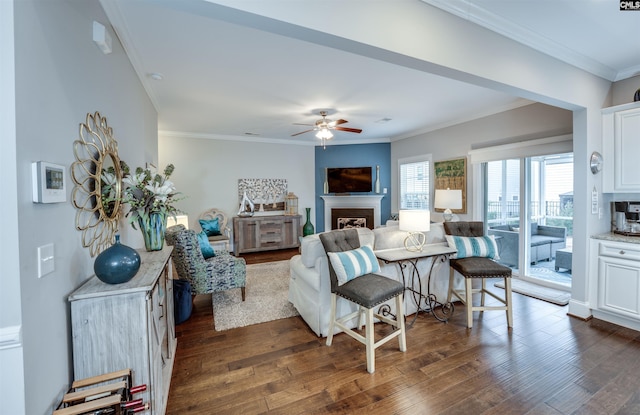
[485,153,573,289]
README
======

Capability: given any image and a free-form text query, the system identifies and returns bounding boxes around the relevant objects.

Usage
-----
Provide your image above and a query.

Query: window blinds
[400,159,430,209]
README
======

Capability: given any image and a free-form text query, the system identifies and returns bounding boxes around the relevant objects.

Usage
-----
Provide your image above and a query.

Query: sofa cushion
[373,222,446,250]
[530,235,553,247]
[373,225,409,250]
[445,235,500,259]
[328,245,380,285]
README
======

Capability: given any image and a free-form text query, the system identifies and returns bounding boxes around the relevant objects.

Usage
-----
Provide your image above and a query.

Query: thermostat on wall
[32,161,66,203]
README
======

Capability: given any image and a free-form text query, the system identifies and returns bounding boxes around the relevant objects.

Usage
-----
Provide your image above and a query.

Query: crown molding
[159,130,392,146]
[420,0,620,82]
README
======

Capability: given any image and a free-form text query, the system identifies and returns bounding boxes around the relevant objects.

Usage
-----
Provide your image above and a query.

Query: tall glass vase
[303,207,314,236]
[138,211,167,251]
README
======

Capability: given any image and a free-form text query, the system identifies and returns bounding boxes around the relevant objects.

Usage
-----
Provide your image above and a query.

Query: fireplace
[332,208,374,230]
[321,195,384,231]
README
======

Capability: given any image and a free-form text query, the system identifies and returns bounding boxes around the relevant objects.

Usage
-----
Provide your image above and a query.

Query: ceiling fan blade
[334,126,362,134]
[332,119,348,126]
[291,129,314,137]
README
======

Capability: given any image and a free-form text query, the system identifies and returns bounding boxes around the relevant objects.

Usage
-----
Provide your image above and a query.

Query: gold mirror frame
[71,112,123,257]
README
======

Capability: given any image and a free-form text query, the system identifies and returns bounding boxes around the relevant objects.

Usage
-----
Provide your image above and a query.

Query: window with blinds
[400,157,431,209]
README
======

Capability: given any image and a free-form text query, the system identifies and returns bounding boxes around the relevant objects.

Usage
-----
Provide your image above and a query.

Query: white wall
[8,1,157,413]
[391,103,573,219]
[158,134,315,236]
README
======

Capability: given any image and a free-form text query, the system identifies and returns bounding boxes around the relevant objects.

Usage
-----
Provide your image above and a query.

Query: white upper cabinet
[603,102,640,193]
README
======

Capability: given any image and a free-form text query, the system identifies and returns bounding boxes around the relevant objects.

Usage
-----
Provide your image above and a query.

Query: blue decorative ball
[94,235,141,284]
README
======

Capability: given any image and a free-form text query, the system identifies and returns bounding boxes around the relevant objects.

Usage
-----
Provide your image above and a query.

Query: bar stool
[443,221,513,329]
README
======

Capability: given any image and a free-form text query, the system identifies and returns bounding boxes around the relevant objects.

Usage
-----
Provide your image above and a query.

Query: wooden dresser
[68,247,176,415]
[233,214,301,254]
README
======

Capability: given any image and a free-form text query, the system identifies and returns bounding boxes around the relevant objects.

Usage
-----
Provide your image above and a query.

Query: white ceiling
[102,0,639,146]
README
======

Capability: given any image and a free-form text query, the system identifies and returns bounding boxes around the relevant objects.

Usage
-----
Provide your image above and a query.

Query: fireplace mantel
[321,195,384,232]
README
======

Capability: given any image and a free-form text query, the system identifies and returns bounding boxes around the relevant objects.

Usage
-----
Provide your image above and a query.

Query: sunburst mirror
[71,111,123,257]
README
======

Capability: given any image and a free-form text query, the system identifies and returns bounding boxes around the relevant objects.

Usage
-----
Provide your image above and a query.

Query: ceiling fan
[291,111,362,147]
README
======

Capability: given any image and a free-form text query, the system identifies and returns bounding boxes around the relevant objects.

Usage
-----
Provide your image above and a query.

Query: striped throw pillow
[327,245,380,286]
[445,235,500,260]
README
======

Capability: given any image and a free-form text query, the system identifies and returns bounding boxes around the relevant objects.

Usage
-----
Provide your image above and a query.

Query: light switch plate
[38,243,55,278]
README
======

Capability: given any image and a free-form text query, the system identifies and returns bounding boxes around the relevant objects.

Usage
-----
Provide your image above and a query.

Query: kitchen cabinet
[233,214,301,254]
[68,247,176,415]
[590,236,640,331]
[602,102,640,193]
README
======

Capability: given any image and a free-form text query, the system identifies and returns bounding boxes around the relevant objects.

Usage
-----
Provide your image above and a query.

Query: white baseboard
[567,299,592,320]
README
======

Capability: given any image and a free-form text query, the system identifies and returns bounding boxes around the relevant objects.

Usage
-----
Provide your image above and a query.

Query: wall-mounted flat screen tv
[327,167,372,193]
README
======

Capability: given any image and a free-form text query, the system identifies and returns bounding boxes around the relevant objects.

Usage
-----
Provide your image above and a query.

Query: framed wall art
[434,157,467,214]
[238,178,287,212]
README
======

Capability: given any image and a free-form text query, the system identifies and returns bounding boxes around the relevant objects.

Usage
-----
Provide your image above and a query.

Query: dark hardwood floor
[166,250,640,414]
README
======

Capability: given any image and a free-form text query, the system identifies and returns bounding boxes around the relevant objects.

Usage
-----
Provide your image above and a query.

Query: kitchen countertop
[592,232,640,244]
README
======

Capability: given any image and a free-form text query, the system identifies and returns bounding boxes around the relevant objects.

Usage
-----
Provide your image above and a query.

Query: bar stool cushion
[334,273,405,309]
[450,257,511,278]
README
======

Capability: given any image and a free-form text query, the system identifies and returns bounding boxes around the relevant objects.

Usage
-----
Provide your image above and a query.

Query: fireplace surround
[321,195,384,232]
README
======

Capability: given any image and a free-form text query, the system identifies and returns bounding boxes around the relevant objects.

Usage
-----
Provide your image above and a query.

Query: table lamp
[434,189,462,222]
[399,209,430,252]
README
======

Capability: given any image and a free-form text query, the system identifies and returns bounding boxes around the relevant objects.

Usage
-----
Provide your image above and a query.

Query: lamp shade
[434,189,462,210]
[399,210,430,232]
[166,214,189,229]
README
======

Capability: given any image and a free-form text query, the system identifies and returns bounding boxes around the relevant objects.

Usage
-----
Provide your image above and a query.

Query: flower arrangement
[121,162,183,250]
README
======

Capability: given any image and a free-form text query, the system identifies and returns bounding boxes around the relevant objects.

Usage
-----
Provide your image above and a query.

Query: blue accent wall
[314,143,391,232]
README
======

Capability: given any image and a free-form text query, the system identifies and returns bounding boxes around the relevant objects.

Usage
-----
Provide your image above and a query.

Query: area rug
[495,278,571,306]
[212,260,299,331]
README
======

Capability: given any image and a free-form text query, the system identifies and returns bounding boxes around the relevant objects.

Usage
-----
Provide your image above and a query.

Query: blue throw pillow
[327,245,380,286]
[196,231,216,259]
[199,218,222,237]
[445,235,499,260]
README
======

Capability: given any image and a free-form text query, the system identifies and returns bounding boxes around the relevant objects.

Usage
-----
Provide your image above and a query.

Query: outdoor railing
[487,200,573,236]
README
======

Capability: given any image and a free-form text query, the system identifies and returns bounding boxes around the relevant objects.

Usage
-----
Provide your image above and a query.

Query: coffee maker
[612,201,640,235]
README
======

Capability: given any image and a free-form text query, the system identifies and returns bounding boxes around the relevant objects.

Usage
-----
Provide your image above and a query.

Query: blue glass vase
[94,234,141,284]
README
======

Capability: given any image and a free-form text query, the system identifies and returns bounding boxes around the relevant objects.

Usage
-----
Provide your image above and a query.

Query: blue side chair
[166,225,246,300]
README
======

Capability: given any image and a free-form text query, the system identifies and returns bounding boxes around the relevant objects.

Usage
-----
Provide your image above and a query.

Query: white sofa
[288,222,460,337]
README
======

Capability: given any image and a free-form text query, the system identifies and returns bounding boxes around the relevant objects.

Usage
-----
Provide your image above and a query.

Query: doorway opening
[485,153,573,290]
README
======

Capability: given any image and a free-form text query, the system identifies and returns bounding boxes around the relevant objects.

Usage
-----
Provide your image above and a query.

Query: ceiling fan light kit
[315,128,333,140]
[292,110,362,148]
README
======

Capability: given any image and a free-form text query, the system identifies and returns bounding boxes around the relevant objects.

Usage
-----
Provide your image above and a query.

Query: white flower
[122,172,146,188]
[145,180,175,202]
[101,171,116,185]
